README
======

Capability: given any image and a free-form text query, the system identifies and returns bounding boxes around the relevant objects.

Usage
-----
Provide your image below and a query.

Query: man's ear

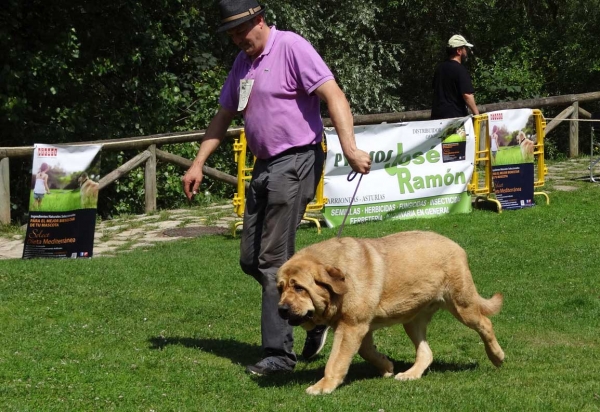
[315,265,348,295]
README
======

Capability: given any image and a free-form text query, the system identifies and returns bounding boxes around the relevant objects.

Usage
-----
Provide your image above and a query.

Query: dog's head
[277,255,348,328]
[78,172,89,186]
[517,131,526,144]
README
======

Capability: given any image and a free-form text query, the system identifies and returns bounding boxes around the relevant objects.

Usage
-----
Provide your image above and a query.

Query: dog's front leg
[359,331,394,377]
[306,324,368,395]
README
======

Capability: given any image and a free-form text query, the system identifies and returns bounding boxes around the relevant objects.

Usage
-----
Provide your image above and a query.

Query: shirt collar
[262,25,277,56]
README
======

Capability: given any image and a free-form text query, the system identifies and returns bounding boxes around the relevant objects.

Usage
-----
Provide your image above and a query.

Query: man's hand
[345,148,372,174]
[182,164,204,201]
[180,107,235,201]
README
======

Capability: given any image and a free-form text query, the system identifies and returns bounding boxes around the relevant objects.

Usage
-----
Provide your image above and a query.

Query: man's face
[226,17,264,59]
[459,47,470,63]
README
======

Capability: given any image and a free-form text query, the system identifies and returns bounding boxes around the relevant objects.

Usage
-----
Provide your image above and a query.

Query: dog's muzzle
[278,304,314,326]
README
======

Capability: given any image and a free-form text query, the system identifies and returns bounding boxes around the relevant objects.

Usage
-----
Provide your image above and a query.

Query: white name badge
[238,79,254,111]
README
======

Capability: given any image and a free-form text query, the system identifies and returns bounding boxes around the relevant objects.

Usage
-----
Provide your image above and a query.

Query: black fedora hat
[216,0,266,33]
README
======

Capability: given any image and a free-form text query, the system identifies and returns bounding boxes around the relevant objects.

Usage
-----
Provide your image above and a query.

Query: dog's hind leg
[395,313,434,381]
[358,331,394,377]
[447,295,505,367]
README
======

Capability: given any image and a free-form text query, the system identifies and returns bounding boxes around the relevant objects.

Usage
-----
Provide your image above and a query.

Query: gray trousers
[239,145,324,366]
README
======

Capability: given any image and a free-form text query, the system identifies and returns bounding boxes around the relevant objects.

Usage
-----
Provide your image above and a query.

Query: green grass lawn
[493,145,530,166]
[29,189,82,212]
[1,187,599,411]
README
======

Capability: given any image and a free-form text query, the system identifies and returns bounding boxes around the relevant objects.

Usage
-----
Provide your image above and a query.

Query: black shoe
[302,325,330,360]
[246,356,294,376]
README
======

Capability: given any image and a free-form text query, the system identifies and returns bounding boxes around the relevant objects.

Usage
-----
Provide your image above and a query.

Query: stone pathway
[0,204,241,260]
[1,158,598,260]
[545,158,598,191]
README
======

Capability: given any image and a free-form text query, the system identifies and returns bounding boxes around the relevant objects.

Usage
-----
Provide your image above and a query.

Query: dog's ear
[315,265,348,295]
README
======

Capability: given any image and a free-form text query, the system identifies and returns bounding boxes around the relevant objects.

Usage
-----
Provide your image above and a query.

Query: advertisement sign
[23,144,102,259]
[488,109,535,210]
[323,117,475,227]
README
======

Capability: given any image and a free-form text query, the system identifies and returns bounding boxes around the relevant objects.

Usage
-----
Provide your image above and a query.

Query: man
[431,34,479,120]
[182,0,371,376]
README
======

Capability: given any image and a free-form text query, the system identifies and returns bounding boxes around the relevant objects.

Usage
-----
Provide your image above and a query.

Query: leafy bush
[473,45,546,104]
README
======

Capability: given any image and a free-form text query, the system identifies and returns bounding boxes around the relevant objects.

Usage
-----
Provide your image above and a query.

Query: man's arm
[182,106,236,200]
[314,80,371,174]
[463,93,479,116]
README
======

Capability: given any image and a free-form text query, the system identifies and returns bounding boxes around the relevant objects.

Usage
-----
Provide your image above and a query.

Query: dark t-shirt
[431,60,475,120]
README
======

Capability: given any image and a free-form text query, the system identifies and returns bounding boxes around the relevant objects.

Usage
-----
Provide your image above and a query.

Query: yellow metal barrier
[470,110,549,212]
[231,130,327,236]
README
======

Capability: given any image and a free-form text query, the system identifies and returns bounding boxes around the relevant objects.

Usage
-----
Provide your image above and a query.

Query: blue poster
[491,163,534,210]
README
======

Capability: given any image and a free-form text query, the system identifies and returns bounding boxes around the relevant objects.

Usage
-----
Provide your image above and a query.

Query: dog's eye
[294,285,304,293]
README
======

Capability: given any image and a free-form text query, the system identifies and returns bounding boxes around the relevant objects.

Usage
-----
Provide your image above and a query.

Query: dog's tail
[478,293,503,316]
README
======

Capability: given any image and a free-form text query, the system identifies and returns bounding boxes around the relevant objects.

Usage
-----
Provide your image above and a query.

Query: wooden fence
[1,91,599,224]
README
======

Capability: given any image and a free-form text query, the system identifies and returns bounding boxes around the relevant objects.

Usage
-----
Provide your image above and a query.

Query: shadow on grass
[148,336,261,365]
[148,336,479,388]
[473,198,501,213]
[251,357,479,389]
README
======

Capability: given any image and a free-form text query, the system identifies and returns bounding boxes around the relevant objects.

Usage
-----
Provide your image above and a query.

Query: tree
[2,0,599,222]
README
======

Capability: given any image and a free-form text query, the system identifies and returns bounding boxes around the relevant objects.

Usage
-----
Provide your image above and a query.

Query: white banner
[23,144,102,259]
[323,117,475,227]
[488,109,536,210]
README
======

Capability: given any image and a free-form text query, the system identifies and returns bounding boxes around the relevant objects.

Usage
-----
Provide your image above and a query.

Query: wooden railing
[1,91,599,224]
[0,128,245,224]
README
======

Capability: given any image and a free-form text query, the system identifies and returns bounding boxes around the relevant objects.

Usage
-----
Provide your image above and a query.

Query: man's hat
[217,0,266,33]
[447,34,474,49]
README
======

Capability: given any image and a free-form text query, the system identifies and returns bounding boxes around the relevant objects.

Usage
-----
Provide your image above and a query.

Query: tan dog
[277,231,504,395]
[517,131,534,161]
[78,172,99,208]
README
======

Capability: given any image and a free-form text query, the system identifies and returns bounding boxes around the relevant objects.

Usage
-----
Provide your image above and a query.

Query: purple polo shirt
[219,26,334,159]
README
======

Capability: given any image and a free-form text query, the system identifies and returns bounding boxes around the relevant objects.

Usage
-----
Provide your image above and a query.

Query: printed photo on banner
[29,146,101,212]
[23,144,102,259]
[440,118,470,162]
[488,110,536,166]
[323,117,475,228]
[487,109,535,210]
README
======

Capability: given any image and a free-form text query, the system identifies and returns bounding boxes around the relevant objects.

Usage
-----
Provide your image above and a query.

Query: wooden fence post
[144,144,157,213]
[570,101,579,157]
[0,157,10,224]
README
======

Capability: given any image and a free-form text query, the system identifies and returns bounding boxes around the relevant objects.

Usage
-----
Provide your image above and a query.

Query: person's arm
[314,80,371,174]
[463,93,479,116]
[182,106,236,200]
[43,174,50,193]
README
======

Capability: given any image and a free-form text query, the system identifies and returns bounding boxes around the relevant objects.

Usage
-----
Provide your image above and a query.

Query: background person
[32,162,50,210]
[182,0,371,376]
[491,125,499,163]
[431,34,479,120]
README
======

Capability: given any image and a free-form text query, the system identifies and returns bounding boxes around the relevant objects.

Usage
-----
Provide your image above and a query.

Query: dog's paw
[381,356,394,377]
[394,371,423,381]
[306,385,324,395]
[491,350,505,367]
[306,378,338,395]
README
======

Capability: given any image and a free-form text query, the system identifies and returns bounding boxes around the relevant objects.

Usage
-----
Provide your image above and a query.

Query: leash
[336,171,363,239]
